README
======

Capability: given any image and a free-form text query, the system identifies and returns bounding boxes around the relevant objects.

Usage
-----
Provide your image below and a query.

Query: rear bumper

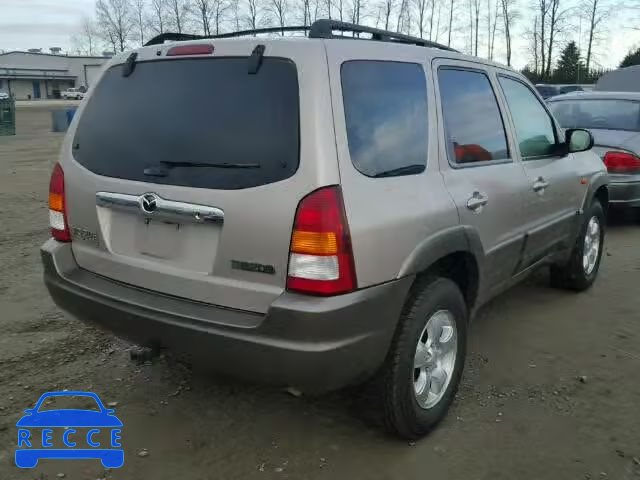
[609,180,640,207]
[41,240,412,392]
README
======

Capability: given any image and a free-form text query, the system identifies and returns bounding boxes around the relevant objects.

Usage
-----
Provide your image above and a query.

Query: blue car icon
[15,391,123,468]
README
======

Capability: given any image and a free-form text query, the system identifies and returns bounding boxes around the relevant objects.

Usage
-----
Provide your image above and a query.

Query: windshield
[73,57,300,190]
[549,99,640,131]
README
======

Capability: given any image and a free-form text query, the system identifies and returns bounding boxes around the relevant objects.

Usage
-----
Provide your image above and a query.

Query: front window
[438,68,510,165]
[499,76,558,158]
[549,99,640,132]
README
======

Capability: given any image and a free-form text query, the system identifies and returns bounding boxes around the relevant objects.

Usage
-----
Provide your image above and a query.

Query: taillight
[49,163,71,242]
[166,44,214,56]
[603,151,640,173]
[287,186,357,296]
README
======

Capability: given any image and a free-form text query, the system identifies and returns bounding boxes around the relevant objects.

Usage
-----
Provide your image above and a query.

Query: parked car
[0,91,9,100]
[61,87,85,100]
[536,84,587,99]
[41,20,609,440]
[548,91,640,212]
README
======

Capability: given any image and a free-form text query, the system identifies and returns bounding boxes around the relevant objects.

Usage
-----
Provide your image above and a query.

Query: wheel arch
[584,172,609,213]
[397,226,484,311]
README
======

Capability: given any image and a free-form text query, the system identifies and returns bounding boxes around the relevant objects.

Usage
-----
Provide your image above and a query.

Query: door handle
[466,192,488,211]
[533,177,549,193]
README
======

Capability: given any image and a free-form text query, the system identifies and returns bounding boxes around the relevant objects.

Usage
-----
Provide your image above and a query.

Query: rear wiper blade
[159,160,260,169]
[373,164,425,178]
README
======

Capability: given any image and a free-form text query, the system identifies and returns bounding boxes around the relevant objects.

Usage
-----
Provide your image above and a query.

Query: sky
[0,0,639,70]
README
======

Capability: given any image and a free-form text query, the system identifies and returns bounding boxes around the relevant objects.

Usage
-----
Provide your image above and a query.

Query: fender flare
[583,172,609,211]
[397,225,485,281]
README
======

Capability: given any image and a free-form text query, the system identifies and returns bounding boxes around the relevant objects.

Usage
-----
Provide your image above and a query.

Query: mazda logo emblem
[140,193,158,214]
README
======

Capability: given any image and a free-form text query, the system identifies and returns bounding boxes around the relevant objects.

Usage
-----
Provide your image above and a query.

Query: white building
[0,51,110,100]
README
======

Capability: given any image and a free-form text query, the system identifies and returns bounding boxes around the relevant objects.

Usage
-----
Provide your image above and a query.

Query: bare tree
[500,0,516,65]
[335,0,345,21]
[397,0,408,30]
[149,0,167,34]
[301,0,312,27]
[166,0,189,33]
[472,0,480,55]
[545,0,559,77]
[414,0,428,36]
[434,0,442,41]
[193,0,228,34]
[213,0,229,33]
[270,0,288,33]
[526,14,540,73]
[429,0,436,40]
[581,0,611,73]
[447,0,454,45]
[96,0,135,52]
[232,0,242,30]
[381,0,395,29]
[324,0,332,18]
[468,0,473,53]
[193,0,213,34]
[73,17,98,55]
[543,0,570,78]
[350,0,365,26]
[538,0,549,77]
[132,0,146,45]
[487,0,499,58]
[246,0,260,29]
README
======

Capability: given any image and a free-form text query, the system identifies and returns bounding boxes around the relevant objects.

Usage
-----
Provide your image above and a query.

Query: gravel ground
[1,107,639,480]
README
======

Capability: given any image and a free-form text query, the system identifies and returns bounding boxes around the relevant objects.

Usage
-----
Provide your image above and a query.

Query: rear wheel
[370,277,467,440]
[550,200,605,291]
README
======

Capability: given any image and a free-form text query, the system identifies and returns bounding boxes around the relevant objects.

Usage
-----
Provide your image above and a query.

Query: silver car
[548,91,640,211]
[41,20,609,439]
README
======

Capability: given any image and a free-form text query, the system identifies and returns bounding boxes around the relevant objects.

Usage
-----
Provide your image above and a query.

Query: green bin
[0,98,16,136]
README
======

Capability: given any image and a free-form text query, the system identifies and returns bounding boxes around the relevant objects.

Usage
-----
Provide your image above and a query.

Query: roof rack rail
[145,26,311,46]
[145,32,203,46]
[145,19,458,52]
[309,19,458,51]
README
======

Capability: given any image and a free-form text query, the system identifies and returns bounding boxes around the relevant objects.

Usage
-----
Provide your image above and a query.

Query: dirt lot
[1,107,639,480]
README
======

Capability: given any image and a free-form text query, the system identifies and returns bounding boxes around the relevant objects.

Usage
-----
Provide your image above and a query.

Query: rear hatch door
[62,39,338,314]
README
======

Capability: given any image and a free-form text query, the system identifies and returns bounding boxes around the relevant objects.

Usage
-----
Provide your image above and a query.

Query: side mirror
[23,409,33,414]
[566,128,594,153]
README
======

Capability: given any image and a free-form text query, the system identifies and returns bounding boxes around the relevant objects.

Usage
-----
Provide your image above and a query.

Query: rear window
[73,57,299,190]
[558,85,583,94]
[548,99,640,132]
[535,86,558,98]
[341,61,428,177]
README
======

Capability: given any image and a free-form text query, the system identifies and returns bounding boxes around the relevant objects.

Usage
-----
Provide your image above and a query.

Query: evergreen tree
[620,48,640,68]
[552,41,584,83]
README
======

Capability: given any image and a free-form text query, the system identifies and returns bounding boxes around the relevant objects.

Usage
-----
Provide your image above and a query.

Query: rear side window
[499,76,557,158]
[73,57,299,190]
[438,68,509,165]
[341,61,428,177]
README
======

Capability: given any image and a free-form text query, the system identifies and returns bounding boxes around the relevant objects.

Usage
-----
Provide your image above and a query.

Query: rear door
[62,40,338,314]
[433,60,529,296]
[496,74,584,268]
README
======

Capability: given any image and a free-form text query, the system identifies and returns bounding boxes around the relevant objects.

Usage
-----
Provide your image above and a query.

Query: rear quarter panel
[324,41,460,288]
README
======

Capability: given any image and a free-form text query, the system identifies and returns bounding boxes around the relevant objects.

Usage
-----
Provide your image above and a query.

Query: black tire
[550,200,605,291]
[368,277,468,440]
